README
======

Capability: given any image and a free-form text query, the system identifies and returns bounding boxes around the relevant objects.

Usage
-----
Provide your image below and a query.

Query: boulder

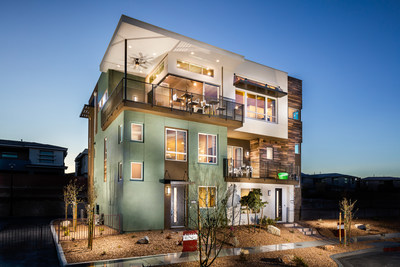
[280,254,295,265]
[60,220,71,227]
[355,224,366,230]
[136,236,149,244]
[267,225,281,236]
[318,245,335,251]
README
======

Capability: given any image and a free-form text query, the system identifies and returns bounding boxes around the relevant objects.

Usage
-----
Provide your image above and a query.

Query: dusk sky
[1,0,399,177]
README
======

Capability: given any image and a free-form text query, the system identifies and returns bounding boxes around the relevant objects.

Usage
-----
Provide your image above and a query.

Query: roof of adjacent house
[302,173,359,179]
[0,139,68,152]
[362,177,400,181]
[75,149,88,162]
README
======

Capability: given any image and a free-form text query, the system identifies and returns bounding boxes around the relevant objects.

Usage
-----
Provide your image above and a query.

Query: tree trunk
[246,208,250,231]
[73,202,77,231]
[259,208,264,231]
[87,205,94,249]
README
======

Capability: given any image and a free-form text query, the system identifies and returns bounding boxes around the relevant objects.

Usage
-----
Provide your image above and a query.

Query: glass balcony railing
[223,158,299,181]
[101,78,244,127]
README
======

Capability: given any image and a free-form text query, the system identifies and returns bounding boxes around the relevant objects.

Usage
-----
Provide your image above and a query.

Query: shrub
[292,256,308,267]
[261,216,277,226]
[64,230,70,236]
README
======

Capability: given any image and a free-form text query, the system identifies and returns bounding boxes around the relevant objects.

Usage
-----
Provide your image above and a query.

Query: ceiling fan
[129,52,153,71]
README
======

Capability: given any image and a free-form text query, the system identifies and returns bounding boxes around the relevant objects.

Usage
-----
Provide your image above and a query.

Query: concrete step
[281,223,299,228]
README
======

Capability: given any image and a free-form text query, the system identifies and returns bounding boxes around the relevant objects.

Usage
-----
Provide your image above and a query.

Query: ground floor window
[198,186,216,208]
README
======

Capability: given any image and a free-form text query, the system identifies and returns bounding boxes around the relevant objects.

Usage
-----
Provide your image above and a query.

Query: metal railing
[101,78,244,127]
[0,224,52,249]
[54,214,121,242]
[224,158,299,180]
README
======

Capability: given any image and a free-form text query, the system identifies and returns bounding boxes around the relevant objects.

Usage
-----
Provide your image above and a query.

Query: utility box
[182,230,198,252]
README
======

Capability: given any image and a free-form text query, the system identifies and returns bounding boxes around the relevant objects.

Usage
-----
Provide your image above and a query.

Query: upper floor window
[130,162,143,181]
[295,143,300,154]
[149,61,165,84]
[266,147,273,160]
[165,128,187,161]
[118,124,123,144]
[177,60,214,77]
[131,123,143,142]
[98,90,108,110]
[227,145,243,168]
[198,133,217,164]
[236,90,277,123]
[39,150,54,164]
[1,152,18,159]
[289,107,300,120]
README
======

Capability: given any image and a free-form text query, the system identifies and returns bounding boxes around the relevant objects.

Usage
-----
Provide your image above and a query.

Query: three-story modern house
[81,15,302,231]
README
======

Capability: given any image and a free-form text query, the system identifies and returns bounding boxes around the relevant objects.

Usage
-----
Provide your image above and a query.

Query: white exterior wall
[227,182,295,225]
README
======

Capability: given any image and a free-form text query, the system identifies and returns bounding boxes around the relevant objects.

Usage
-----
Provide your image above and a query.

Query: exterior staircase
[282,223,318,236]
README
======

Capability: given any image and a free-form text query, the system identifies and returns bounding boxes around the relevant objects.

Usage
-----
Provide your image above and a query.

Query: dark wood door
[275,188,282,220]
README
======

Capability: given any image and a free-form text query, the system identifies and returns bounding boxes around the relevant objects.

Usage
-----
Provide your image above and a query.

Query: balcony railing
[101,78,244,127]
[223,158,299,181]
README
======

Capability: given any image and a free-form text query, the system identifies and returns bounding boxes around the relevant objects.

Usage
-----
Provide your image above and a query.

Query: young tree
[251,189,267,231]
[87,182,96,250]
[64,178,83,231]
[339,197,357,246]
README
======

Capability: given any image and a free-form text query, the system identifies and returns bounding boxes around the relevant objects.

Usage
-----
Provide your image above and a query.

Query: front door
[275,188,282,221]
[171,184,186,228]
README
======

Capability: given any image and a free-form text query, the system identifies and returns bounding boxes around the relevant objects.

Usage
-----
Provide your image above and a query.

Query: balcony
[223,159,300,185]
[101,78,244,129]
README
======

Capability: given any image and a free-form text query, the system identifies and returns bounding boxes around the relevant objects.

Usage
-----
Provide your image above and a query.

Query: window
[131,123,143,142]
[235,90,245,104]
[2,152,18,159]
[198,186,216,208]
[149,61,165,84]
[165,128,187,161]
[98,90,108,109]
[177,60,214,77]
[247,93,265,120]
[104,138,107,182]
[295,143,300,154]
[198,134,217,164]
[288,107,300,120]
[267,98,276,122]
[204,83,218,100]
[266,147,273,160]
[227,145,243,168]
[240,188,261,213]
[118,124,123,144]
[118,162,123,181]
[39,150,55,164]
[130,162,143,180]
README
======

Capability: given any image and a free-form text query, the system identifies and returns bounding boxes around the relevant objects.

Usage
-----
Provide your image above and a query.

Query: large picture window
[247,93,265,120]
[237,89,277,122]
[198,186,216,208]
[165,128,187,161]
[198,134,217,164]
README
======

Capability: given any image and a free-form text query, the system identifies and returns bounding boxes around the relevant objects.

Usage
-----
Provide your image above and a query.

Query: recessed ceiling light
[190,52,194,55]
[117,64,121,68]
[193,82,197,86]
[177,64,181,67]
[207,72,211,75]
[128,45,132,48]
[216,59,220,63]
[139,70,143,73]
[153,52,156,56]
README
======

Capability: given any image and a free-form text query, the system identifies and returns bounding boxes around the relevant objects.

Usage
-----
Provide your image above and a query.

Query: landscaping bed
[61,224,316,263]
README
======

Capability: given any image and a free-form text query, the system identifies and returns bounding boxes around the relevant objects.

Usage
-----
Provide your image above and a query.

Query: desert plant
[292,256,308,267]
[339,197,357,246]
[261,216,277,226]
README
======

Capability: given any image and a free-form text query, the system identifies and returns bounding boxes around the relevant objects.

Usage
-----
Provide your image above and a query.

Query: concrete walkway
[65,232,400,267]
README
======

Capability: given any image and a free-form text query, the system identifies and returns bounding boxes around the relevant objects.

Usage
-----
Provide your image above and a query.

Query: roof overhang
[234,75,287,98]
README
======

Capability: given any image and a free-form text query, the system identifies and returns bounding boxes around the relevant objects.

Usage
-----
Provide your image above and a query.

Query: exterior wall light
[166,186,171,195]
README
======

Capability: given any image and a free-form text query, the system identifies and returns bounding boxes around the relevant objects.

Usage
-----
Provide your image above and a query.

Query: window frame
[118,124,123,144]
[130,161,143,181]
[39,150,55,164]
[266,147,274,160]
[118,162,123,182]
[198,133,218,164]
[198,186,217,209]
[295,143,300,154]
[98,89,108,110]
[130,123,144,142]
[235,89,278,123]
[165,128,187,162]
[288,107,300,120]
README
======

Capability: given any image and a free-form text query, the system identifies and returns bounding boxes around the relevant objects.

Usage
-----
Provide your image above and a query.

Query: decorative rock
[176,238,183,246]
[60,220,71,227]
[280,254,295,265]
[136,236,149,244]
[267,225,281,236]
[318,245,335,251]
[166,234,172,239]
[355,224,366,230]
[232,236,240,247]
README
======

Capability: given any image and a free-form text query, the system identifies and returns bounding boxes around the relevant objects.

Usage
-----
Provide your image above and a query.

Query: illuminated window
[104,138,107,182]
[199,186,216,208]
[266,147,273,160]
[165,128,187,161]
[235,90,245,105]
[177,60,214,77]
[247,93,265,120]
[288,107,300,120]
[198,134,217,164]
[267,98,276,122]
[131,123,143,142]
[118,124,123,144]
[149,61,165,84]
[295,144,300,154]
[130,162,143,180]
[227,145,243,168]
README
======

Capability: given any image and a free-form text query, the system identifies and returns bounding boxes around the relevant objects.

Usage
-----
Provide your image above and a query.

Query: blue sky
[0,0,399,177]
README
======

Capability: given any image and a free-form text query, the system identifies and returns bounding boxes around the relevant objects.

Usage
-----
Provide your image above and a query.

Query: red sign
[182,230,198,252]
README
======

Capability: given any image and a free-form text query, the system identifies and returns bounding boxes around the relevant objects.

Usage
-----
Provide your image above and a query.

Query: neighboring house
[81,15,302,231]
[75,149,88,177]
[0,139,69,216]
[302,173,360,194]
[0,139,68,175]
[361,177,400,191]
